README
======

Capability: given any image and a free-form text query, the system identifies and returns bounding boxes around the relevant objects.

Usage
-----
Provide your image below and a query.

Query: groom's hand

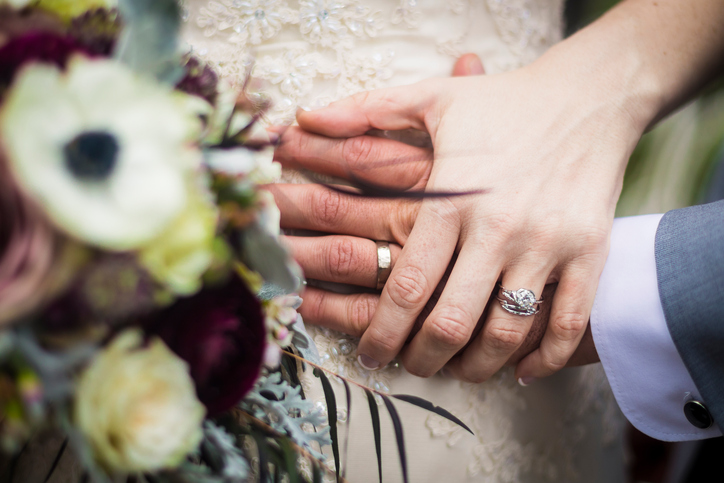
[270,187,598,369]
[291,39,639,384]
[268,53,597,377]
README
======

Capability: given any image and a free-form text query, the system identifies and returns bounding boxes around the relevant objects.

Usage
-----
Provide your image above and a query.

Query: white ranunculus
[75,330,205,473]
[0,57,207,251]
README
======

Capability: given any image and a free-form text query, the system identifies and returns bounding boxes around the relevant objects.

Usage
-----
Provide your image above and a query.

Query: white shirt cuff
[591,214,722,441]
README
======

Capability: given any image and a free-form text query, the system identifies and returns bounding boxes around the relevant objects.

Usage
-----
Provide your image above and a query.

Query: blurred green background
[566,0,724,216]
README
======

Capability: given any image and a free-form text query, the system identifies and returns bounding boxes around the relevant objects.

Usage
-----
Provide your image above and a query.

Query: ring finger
[446,263,550,383]
[286,235,402,288]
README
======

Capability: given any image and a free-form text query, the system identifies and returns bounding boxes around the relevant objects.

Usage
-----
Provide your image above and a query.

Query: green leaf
[314,369,340,482]
[43,438,68,483]
[380,395,407,483]
[251,429,271,483]
[311,459,322,483]
[364,389,382,483]
[340,378,352,481]
[115,0,183,83]
[391,394,473,435]
[279,437,301,483]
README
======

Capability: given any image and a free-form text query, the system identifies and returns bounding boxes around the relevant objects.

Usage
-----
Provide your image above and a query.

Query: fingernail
[358,354,381,371]
[266,130,280,144]
[468,56,485,75]
[518,376,536,387]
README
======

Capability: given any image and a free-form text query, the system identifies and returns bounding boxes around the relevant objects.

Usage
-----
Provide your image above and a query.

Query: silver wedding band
[495,283,543,316]
[376,241,392,290]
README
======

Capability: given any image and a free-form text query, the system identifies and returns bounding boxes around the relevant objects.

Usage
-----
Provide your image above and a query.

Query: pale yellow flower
[37,0,117,20]
[139,181,219,296]
[75,330,205,473]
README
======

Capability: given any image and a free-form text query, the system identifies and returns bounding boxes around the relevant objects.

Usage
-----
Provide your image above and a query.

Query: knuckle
[311,188,346,227]
[307,291,326,322]
[386,266,429,309]
[404,363,434,379]
[483,212,517,240]
[365,325,400,355]
[292,128,312,158]
[342,136,376,168]
[459,370,488,384]
[578,226,609,251]
[426,307,473,349]
[540,351,567,372]
[552,311,587,342]
[347,295,377,337]
[327,237,355,278]
[390,202,419,244]
[485,322,527,354]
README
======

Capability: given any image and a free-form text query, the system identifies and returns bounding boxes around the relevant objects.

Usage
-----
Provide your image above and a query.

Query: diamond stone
[515,289,536,309]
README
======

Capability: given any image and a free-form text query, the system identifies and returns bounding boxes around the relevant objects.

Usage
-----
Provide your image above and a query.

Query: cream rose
[75,330,205,473]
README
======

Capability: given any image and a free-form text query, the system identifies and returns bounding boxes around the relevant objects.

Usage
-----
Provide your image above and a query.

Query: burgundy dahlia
[147,276,266,416]
[0,32,92,91]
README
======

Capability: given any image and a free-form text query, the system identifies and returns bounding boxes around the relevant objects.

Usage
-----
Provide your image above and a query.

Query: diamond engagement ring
[376,241,392,290]
[495,284,543,316]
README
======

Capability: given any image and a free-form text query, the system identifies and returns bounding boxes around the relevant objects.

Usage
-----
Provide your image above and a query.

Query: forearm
[537,0,724,131]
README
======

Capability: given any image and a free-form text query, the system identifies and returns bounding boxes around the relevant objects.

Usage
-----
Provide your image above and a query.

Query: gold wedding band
[376,241,392,290]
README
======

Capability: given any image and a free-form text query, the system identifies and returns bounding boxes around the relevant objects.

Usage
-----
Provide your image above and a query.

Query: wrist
[532,15,661,137]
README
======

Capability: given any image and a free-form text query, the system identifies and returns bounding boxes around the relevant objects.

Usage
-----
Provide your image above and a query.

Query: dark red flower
[175,56,219,106]
[0,31,92,91]
[147,276,266,416]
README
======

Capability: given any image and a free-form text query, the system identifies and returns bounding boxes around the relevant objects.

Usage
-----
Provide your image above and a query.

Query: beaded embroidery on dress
[181,1,627,481]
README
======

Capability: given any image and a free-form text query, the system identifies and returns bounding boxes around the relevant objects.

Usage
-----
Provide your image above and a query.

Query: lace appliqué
[195,0,297,43]
[424,365,624,482]
[485,0,564,69]
[302,326,401,399]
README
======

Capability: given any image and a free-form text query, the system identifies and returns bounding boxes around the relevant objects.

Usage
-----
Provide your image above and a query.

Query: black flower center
[63,131,119,181]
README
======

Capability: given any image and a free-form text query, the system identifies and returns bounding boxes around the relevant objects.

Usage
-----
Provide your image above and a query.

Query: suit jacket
[656,199,724,430]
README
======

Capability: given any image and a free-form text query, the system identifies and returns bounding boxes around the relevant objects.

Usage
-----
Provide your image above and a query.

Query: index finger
[356,202,459,370]
[272,126,432,190]
[297,81,439,138]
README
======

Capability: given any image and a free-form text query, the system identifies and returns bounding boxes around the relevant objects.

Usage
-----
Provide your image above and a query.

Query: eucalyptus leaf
[241,223,302,293]
[115,0,183,83]
[240,373,330,460]
[290,315,320,365]
[203,421,250,481]
[364,389,382,483]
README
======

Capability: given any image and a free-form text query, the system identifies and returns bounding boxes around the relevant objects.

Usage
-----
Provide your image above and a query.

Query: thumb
[297,81,439,138]
[452,53,485,76]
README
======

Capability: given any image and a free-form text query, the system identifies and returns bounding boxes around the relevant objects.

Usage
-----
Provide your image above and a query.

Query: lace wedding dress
[182,1,628,481]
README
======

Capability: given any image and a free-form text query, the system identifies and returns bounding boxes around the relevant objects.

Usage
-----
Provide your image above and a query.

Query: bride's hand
[290,47,649,384]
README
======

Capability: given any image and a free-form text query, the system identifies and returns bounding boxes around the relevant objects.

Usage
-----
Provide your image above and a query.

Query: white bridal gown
[181,1,628,482]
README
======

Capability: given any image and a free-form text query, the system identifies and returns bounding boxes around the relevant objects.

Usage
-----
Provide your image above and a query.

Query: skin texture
[267,55,598,377]
[270,0,724,384]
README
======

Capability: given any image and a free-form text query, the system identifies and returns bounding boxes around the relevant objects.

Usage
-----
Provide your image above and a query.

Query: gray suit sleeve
[655,199,724,429]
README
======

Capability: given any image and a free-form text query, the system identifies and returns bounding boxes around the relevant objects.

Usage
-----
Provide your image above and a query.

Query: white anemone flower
[0,57,207,251]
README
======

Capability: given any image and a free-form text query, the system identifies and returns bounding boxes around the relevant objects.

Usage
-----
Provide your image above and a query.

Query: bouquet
[0,1,470,482]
